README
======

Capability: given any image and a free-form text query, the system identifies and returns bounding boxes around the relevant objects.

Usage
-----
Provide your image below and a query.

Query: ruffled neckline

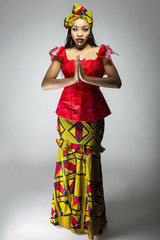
[49,44,118,62]
[62,44,105,62]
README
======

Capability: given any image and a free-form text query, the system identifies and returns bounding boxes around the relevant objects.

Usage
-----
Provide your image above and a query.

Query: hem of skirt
[50,218,108,239]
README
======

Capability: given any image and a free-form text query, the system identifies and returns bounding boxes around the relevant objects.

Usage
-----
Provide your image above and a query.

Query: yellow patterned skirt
[50,116,107,239]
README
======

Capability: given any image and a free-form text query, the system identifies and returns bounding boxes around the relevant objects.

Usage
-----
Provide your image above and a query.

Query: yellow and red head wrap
[63,4,93,29]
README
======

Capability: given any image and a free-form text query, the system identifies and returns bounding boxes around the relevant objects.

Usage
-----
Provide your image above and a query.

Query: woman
[41,4,121,239]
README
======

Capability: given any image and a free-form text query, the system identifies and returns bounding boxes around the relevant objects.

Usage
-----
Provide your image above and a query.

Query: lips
[76,38,84,43]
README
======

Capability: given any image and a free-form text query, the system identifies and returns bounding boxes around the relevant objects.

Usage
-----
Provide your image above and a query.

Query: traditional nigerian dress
[49,44,119,239]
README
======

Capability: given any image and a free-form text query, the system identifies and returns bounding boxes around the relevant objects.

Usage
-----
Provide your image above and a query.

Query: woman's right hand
[73,55,80,84]
[41,55,80,90]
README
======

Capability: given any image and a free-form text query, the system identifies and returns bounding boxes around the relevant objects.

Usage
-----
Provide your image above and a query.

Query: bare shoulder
[95,46,101,50]
[86,46,101,56]
[92,46,101,52]
[65,48,74,54]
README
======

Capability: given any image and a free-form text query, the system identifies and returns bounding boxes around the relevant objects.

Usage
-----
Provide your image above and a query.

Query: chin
[75,41,88,48]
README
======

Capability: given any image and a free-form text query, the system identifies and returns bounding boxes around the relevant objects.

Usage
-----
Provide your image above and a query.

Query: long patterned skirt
[50,116,107,239]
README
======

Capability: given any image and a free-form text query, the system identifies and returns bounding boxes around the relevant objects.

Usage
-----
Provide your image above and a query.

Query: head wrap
[63,4,93,29]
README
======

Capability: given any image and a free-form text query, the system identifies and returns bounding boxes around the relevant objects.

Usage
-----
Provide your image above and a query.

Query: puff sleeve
[49,46,65,61]
[97,44,119,60]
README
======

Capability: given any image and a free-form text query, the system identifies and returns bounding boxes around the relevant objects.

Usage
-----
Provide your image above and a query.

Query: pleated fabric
[50,116,107,239]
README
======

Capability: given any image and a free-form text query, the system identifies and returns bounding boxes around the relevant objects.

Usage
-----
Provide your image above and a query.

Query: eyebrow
[72,25,89,28]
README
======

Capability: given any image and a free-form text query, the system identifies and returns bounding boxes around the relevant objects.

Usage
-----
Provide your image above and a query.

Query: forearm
[41,77,75,90]
[85,75,122,88]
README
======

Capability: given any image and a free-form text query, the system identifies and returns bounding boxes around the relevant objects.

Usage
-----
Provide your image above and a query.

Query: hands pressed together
[73,55,87,84]
[42,53,122,90]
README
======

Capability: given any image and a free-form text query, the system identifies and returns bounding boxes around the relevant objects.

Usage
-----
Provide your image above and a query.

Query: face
[71,18,91,48]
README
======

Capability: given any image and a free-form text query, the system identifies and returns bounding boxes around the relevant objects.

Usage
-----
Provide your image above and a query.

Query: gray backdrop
[0,0,160,239]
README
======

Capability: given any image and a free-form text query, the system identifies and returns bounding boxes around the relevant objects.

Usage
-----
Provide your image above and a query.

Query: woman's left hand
[76,55,87,82]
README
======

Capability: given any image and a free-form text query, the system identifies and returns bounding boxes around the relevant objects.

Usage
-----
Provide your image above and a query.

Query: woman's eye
[72,28,77,31]
[83,28,89,31]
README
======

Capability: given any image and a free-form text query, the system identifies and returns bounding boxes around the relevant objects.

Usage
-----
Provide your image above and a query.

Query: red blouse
[49,44,119,121]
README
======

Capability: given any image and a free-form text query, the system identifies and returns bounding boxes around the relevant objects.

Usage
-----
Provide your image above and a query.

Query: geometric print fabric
[50,116,107,239]
[57,116,105,146]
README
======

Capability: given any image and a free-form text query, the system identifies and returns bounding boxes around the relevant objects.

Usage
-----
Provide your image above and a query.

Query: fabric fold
[49,46,65,61]
[56,138,106,154]
[97,44,119,60]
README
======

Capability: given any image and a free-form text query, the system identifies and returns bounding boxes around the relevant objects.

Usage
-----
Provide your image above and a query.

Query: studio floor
[1,161,160,240]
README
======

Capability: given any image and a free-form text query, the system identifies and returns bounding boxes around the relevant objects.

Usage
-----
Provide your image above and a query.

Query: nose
[77,30,83,37]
